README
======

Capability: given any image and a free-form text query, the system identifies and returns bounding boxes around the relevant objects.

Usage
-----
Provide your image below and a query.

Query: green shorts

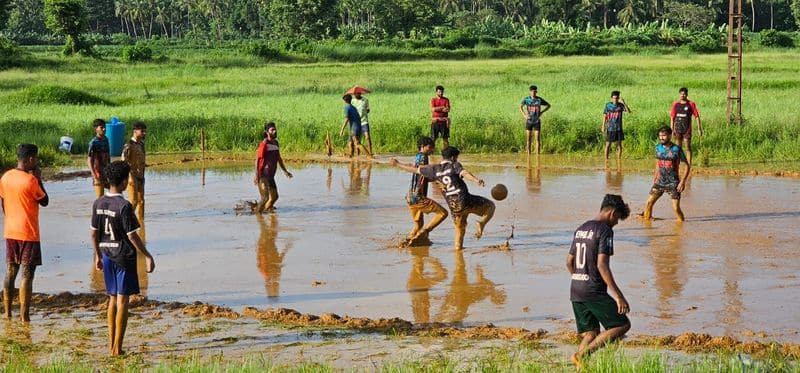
[572,294,630,333]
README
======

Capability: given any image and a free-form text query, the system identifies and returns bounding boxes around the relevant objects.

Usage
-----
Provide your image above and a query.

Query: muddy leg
[424,204,448,236]
[113,295,130,356]
[93,180,105,198]
[671,199,685,222]
[572,330,598,369]
[364,132,373,155]
[408,211,423,240]
[106,295,117,354]
[526,130,533,155]
[642,193,660,220]
[603,141,611,161]
[3,263,19,319]
[19,265,34,323]
[264,179,279,211]
[533,130,541,154]
[474,200,495,240]
[256,177,268,213]
[577,323,630,360]
[616,141,623,169]
[453,214,467,251]
[347,138,355,158]
[684,137,693,166]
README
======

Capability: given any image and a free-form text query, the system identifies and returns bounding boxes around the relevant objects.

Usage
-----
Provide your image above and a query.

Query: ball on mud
[491,184,508,201]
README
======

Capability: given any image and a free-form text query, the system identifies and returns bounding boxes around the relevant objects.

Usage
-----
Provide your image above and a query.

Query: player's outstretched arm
[460,170,485,187]
[389,158,420,174]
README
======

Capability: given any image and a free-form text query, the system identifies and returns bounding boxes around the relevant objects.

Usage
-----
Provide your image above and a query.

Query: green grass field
[1,48,799,169]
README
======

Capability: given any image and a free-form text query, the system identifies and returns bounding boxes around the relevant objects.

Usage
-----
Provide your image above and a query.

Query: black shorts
[572,294,630,333]
[606,130,624,142]
[525,118,541,131]
[431,121,449,140]
[650,183,680,200]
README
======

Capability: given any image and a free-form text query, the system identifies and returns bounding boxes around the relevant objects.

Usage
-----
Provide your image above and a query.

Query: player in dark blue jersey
[567,194,631,369]
[390,137,448,245]
[643,127,691,221]
[392,146,494,251]
[602,91,630,169]
[519,85,551,155]
[91,161,155,356]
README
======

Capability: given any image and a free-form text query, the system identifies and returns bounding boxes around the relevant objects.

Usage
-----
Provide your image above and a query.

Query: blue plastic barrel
[106,117,125,156]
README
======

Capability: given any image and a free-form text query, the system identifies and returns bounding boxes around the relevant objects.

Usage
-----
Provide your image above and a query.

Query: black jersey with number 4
[91,194,140,268]
[569,220,614,302]
[420,160,469,212]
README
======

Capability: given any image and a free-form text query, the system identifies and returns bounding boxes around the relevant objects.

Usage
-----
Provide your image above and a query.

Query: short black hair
[132,121,147,130]
[435,85,444,91]
[658,126,672,135]
[342,94,352,102]
[679,87,688,94]
[441,146,460,160]
[105,161,130,188]
[264,122,276,131]
[16,144,38,161]
[530,85,538,91]
[601,194,630,220]
[92,118,106,128]
[417,136,434,149]
[611,90,620,97]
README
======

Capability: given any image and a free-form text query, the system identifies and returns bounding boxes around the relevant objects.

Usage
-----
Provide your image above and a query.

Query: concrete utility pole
[727,0,743,125]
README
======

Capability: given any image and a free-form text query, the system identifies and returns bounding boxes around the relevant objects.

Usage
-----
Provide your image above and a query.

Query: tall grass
[2,50,799,169]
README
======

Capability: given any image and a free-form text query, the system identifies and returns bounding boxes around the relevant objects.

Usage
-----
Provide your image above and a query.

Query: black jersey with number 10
[569,220,614,302]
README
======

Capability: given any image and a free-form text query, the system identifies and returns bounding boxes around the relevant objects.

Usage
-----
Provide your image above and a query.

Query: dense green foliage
[9,84,110,105]
[43,0,91,55]
[760,29,797,47]
[1,49,799,170]
[2,0,798,47]
[121,41,152,62]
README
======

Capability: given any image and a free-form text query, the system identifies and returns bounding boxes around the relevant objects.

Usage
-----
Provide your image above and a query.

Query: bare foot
[474,222,484,240]
[570,353,583,370]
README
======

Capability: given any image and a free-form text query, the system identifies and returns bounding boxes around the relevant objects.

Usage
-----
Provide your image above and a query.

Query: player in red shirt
[430,85,451,149]
[669,87,703,165]
[254,122,293,213]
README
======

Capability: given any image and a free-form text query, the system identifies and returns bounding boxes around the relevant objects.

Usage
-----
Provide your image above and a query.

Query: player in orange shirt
[0,144,49,322]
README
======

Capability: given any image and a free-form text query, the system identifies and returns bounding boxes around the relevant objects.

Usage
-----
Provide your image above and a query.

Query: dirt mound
[630,333,800,358]
[182,302,240,319]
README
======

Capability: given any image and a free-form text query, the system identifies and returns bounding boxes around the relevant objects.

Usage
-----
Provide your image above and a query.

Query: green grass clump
[10,84,112,106]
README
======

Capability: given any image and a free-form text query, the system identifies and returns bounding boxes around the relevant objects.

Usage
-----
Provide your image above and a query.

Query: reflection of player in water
[647,221,686,318]
[526,163,541,193]
[435,250,506,323]
[344,161,371,196]
[406,246,447,324]
[256,214,290,298]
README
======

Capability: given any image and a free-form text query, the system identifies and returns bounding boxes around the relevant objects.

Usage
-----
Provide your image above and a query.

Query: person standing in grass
[519,85,550,155]
[430,85,451,149]
[351,91,373,155]
[390,136,448,246]
[602,91,630,168]
[391,146,494,251]
[87,119,110,198]
[642,126,691,221]
[567,194,631,369]
[91,161,155,356]
[339,94,374,159]
[254,122,293,214]
[1,144,49,322]
[121,121,146,222]
[670,87,703,165]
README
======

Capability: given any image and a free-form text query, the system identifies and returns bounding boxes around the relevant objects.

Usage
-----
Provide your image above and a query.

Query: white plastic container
[59,136,74,153]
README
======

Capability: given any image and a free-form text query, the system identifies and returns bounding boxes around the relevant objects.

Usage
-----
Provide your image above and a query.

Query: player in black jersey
[391,146,494,251]
[91,161,155,356]
[566,194,631,369]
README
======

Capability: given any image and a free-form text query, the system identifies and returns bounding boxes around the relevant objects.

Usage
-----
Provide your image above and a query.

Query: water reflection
[526,163,541,193]
[649,222,687,319]
[435,251,506,323]
[406,246,447,324]
[326,165,333,191]
[256,214,291,298]
[605,169,624,192]
[343,161,371,196]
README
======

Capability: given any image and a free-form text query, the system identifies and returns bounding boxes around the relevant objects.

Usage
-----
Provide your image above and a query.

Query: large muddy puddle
[5,155,800,342]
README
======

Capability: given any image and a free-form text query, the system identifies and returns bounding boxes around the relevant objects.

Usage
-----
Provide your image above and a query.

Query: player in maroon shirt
[669,87,703,165]
[430,85,451,149]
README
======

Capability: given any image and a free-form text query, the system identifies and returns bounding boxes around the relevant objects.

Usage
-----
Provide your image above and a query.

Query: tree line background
[1,0,798,44]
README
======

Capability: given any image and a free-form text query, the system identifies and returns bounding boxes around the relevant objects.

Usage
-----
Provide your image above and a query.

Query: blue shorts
[361,123,370,133]
[103,254,140,296]
[350,123,363,139]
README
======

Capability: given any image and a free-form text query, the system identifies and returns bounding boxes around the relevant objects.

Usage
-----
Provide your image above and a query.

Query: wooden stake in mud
[325,130,333,157]
[201,128,206,186]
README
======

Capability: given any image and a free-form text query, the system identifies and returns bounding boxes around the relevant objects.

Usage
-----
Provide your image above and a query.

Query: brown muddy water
[4,155,800,342]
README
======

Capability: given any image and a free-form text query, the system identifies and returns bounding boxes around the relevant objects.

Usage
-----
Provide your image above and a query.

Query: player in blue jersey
[602,91,631,168]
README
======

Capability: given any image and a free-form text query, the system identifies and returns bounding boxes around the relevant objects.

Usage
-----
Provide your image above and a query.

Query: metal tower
[727,0,743,125]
